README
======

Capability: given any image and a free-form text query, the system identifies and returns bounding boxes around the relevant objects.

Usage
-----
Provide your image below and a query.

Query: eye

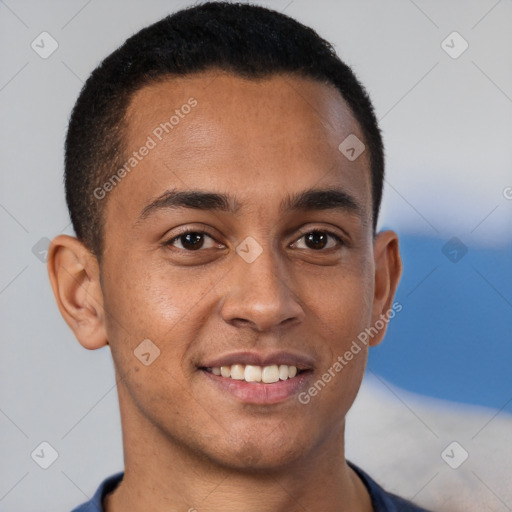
[166,230,219,251]
[293,230,344,251]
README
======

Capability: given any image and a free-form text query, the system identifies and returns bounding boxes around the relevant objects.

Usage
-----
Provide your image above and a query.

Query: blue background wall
[370,233,512,409]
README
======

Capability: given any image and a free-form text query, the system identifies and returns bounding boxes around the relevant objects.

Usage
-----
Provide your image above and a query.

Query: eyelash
[164,228,345,252]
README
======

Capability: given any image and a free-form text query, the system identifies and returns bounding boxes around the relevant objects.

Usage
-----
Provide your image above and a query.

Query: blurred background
[1,0,511,510]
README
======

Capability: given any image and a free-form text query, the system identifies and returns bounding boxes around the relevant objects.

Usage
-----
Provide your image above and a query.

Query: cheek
[312,288,371,394]
[301,284,371,428]
[101,258,222,378]
[304,261,374,350]
[102,259,205,334]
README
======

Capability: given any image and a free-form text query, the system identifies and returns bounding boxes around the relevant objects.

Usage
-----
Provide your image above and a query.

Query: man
[48,2,429,510]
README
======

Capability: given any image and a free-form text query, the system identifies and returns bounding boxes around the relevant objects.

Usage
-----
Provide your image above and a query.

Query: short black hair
[65,1,384,257]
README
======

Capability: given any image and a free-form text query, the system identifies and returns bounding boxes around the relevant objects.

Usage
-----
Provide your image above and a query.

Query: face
[86,72,395,470]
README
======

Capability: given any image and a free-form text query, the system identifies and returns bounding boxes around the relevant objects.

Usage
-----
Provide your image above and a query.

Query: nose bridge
[220,238,304,331]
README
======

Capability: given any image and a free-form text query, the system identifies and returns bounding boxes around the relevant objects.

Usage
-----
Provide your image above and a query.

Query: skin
[48,71,401,512]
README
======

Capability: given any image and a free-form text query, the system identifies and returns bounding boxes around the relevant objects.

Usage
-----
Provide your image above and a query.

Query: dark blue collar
[71,464,430,511]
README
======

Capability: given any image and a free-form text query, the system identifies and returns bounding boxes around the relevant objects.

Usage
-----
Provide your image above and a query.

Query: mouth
[198,352,314,404]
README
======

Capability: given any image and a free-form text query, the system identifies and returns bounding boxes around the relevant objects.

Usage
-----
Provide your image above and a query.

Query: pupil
[306,232,326,250]
[182,233,203,250]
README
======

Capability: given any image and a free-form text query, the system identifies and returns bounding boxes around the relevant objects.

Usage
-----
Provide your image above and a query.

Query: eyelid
[293,225,346,242]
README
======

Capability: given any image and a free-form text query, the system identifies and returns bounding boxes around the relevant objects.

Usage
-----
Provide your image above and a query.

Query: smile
[198,351,314,404]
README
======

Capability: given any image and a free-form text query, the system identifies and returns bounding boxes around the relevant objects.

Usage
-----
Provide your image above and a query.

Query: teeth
[230,364,245,380]
[262,365,279,383]
[244,365,262,382]
[209,364,300,383]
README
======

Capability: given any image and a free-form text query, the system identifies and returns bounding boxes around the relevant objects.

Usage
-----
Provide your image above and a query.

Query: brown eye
[180,232,204,250]
[167,231,217,251]
[295,230,342,251]
[305,232,327,250]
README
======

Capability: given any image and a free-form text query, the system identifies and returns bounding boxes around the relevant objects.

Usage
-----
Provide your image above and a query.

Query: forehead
[125,71,363,150]
[115,71,371,223]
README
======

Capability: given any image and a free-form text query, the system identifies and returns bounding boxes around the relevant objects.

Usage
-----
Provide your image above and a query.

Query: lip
[200,368,313,405]
[200,350,315,371]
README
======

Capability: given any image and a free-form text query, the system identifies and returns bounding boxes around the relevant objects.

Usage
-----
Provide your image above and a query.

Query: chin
[215,446,306,474]
[196,424,312,474]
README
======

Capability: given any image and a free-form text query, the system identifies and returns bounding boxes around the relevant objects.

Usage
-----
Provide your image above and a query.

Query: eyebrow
[138,189,241,220]
[138,187,365,221]
[282,188,364,218]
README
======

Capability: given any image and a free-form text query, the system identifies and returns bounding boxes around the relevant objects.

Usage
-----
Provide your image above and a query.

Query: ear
[369,230,402,347]
[47,235,108,350]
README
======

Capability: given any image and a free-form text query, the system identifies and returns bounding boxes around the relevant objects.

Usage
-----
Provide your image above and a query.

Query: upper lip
[200,351,315,371]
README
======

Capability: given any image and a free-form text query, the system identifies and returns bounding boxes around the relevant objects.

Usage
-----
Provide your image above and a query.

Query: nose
[219,244,305,332]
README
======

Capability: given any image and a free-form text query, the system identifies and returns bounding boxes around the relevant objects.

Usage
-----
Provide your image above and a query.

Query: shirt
[71,463,431,511]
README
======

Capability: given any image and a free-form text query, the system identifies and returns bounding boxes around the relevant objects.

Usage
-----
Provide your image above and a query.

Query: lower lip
[200,370,312,405]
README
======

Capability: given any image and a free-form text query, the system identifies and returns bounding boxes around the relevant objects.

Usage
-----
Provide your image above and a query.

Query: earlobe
[369,230,402,347]
[47,235,108,350]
